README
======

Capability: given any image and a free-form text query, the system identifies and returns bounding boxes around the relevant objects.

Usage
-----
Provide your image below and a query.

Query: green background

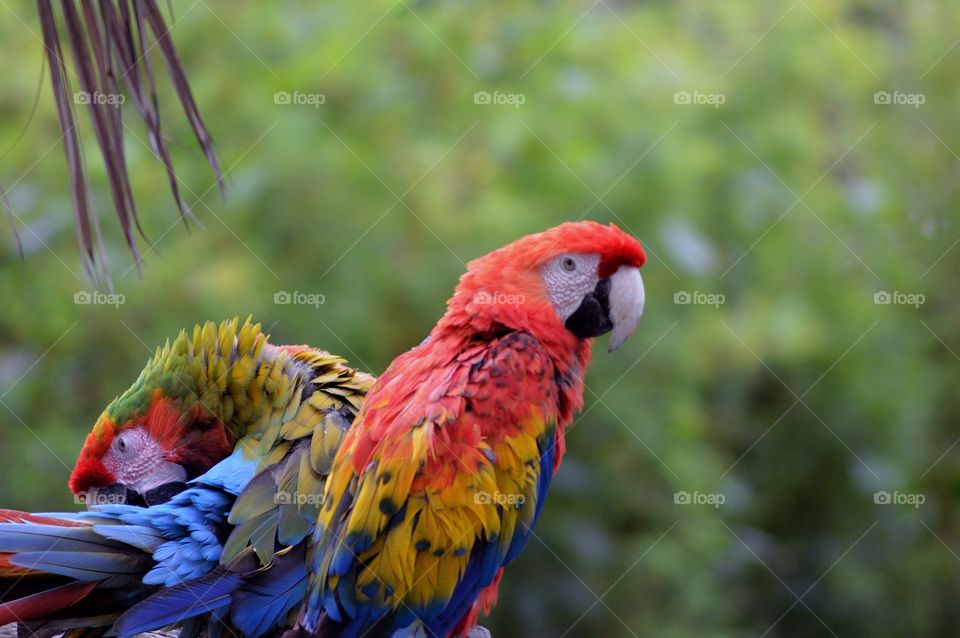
[1,1,958,636]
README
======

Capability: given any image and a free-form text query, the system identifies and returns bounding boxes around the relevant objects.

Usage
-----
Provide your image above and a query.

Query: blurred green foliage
[1,1,959,636]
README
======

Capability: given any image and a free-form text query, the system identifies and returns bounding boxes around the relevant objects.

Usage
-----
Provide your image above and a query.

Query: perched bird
[68,317,371,507]
[302,220,646,637]
[0,221,646,638]
[0,318,373,634]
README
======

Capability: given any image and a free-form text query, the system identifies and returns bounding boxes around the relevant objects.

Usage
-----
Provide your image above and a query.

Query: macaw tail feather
[0,510,156,628]
[110,569,243,637]
[114,545,308,638]
[0,581,97,625]
[0,495,309,638]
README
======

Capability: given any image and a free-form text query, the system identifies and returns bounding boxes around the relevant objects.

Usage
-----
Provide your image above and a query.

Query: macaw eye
[116,436,126,452]
[541,253,602,321]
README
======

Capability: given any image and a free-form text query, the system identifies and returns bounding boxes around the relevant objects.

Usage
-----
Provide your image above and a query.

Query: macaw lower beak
[606,265,645,352]
[81,484,145,507]
[79,459,189,509]
[563,265,645,351]
[81,479,189,509]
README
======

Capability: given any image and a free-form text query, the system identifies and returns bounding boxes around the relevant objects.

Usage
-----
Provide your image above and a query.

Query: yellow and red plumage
[308,221,647,637]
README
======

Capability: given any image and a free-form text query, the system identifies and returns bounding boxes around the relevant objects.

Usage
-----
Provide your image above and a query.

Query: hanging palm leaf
[33,0,223,281]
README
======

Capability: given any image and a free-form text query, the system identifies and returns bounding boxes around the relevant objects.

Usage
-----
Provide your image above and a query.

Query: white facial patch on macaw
[101,427,187,493]
[541,253,601,320]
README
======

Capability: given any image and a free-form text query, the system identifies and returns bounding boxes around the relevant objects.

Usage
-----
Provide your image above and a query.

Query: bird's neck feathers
[432,265,588,378]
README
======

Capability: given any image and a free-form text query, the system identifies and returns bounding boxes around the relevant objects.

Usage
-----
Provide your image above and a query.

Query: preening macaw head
[439,221,647,355]
[68,361,233,508]
[69,395,234,508]
[68,318,270,507]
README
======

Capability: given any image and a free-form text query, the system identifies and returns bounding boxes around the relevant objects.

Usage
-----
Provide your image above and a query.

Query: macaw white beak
[606,265,645,352]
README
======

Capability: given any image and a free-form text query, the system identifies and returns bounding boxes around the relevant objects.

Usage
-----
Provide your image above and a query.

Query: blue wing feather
[113,571,242,638]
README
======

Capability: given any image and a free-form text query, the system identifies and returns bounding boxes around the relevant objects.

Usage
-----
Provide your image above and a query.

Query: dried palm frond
[34,0,223,280]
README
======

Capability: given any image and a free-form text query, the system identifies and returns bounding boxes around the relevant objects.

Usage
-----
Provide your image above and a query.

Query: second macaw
[0,317,373,635]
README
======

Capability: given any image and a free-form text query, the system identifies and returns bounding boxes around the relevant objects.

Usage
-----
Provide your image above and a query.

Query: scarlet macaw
[301,220,646,637]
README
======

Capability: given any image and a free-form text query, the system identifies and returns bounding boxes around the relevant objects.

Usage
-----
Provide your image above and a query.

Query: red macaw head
[67,321,260,507]
[69,389,232,508]
[438,221,647,356]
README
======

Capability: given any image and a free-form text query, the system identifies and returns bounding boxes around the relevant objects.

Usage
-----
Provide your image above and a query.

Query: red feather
[0,509,84,526]
[0,510,84,578]
[0,580,97,624]
[0,552,37,577]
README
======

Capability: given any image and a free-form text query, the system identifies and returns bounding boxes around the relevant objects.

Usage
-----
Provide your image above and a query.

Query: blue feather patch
[230,547,308,636]
[113,570,242,637]
[92,524,166,553]
[11,550,149,581]
[192,449,260,495]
